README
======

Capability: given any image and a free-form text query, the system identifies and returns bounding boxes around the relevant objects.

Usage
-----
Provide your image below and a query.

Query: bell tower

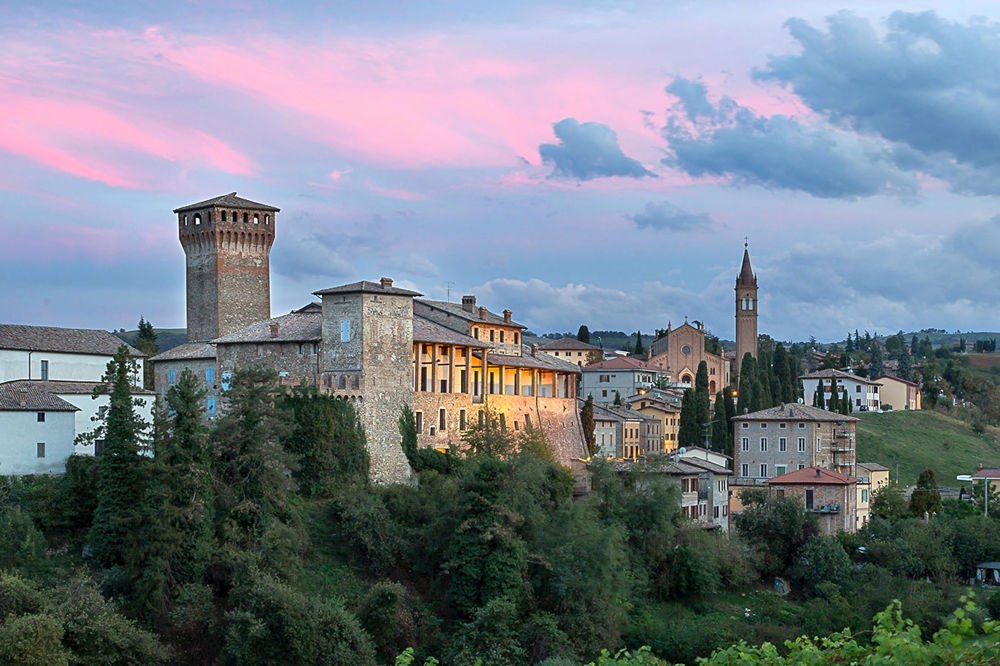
[734,241,758,382]
[174,193,280,342]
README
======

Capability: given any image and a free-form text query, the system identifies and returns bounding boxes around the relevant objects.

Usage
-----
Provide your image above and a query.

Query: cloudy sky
[4,1,1000,343]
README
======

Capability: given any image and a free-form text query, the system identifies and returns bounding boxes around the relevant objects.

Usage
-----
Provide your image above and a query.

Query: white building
[800,369,881,412]
[581,356,669,405]
[0,325,153,470]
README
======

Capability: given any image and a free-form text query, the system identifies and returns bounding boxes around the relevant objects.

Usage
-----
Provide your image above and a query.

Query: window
[775,464,787,476]
[253,214,260,224]
[415,411,423,434]
[760,437,768,452]
[779,437,787,452]
[459,409,467,431]
[779,422,787,429]
[759,464,767,477]
[439,409,446,431]
[206,396,216,416]
[514,332,519,344]
[222,211,227,222]
[599,375,610,383]
[338,375,347,389]
[37,412,45,423]
[740,463,749,477]
[740,437,749,452]
[36,442,45,458]
[797,437,806,452]
[95,439,105,456]
[741,422,749,429]
[40,360,49,381]
[862,489,869,503]
[760,423,767,429]
[168,368,176,385]
[856,385,861,393]
[341,320,350,342]
[499,331,505,343]
[473,328,479,339]
[816,437,822,452]
[714,506,720,518]
[221,372,232,391]
[312,343,319,355]
[298,343,304,355]
[490,330,495,342]
[798,464,806,470]
[805,489,814,510]
[797,422,805,429]
[602,390,608,398]
[206,367,215,384]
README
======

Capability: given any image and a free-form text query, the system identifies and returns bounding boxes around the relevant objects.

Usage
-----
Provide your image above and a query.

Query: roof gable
[173,192,279,213]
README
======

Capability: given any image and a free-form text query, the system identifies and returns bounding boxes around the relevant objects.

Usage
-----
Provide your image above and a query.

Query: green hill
[855,410,1000,487]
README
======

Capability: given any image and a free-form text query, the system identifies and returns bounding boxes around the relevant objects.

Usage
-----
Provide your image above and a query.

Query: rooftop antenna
[446,281,455,303]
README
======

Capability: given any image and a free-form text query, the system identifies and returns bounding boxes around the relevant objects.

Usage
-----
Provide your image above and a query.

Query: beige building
[538,337,604,367]
[855,462,890,528]
[874,375,921,411]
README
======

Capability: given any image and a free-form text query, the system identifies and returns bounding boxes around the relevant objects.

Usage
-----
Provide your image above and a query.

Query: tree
[633,331,644,356]
[909,468,942,517]
[89,346,150,568]
[869,343,885,378]
[693,362,711,444]
[576,325,590,344]
[814,379,826,409]
[613,390,622,406]
[711,391,728,453]
[677,389,700,447]
[870,484,908,521]
[134,317,159,391]
[846,333,854,353]
[828,377,839,413]
[735,490,816,578]
[581,395,597,457]
[737,353,759,415]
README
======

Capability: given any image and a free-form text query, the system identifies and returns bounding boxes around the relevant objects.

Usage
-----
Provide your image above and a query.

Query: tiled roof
[538,337,602,352]
[768,466,856,485]
[676,456,733,475]
[857,462,889,472]
[583,356,652,371]
[1,379,154,397]
[414,316,488,348]
[0,324,142,357]
[733,403,859,423]
[801,368,880,385]
[0,382,79,411]
[414,299,524,331]
[314,279,421,298]
[970,468,1000,480]
[610,458,705,475]
[173,192,280,213]
[213,311,321,344]
[480,347,581,373]
[874,374,920,387]
[737,246,756,285]
[150,342,217,362]
[678,445,733,462]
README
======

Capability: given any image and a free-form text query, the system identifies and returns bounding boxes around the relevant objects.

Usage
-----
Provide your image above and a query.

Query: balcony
[808,503,841,514]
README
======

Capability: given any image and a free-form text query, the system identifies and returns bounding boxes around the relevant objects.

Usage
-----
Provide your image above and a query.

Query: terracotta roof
[314,279,421,298]
[801,368,880,385]
[213,310,322,344]
[736,246,756,285]
[767,466,856,485]
[610,458,704,475]
[538,337,602,352]
[414,316,488,348]
[970,468,1000,480]
[0,324,143,357]
[150,341,217,362]
[676,456,733,475]
[1,379,154,397]
[733,403,859,423]
[873,374,920,387]
[0,382,79,411]
[414,299,524,331]
[583,356,653,371]
[173,192,279,213]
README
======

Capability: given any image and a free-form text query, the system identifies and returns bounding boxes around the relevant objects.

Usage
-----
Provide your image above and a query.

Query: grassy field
[855,409,1000,487]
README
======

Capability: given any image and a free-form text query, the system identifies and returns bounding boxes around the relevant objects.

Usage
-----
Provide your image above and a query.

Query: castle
[152,194,587,484]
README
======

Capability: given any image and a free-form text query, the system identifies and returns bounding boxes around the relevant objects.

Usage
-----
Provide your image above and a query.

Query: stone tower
[735,243,758,382]
[314,278,420,484]
[174,193,280,342]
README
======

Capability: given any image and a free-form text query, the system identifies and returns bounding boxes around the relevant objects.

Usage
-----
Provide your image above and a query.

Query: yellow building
[873,374,921,411]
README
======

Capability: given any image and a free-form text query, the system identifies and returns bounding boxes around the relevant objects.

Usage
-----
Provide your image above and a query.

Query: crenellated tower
[735,242,758,382]
[174,192,280,342]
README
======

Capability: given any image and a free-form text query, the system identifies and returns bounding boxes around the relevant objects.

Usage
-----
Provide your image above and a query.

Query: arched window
[194,214,201,226]
[243,212,249,223]
[222,211,227,222]
[253,214,260,224]
[182,215,188,226]
[265,215,270,225]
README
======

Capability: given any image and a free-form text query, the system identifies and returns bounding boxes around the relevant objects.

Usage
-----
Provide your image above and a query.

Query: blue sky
[3,1,1000,342]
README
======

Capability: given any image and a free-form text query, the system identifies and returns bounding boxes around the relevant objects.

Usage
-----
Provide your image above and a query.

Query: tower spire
[734,242,759,382]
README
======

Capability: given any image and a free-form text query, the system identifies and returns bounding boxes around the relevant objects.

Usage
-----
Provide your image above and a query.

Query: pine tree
[135,317,158,391]
[580,395,596,457]
[89,346,150,568]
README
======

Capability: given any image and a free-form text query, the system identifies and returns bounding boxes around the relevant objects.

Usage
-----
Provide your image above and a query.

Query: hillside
[855,410,1000,487]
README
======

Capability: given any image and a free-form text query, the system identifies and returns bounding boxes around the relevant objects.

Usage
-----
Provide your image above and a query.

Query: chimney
[503,309,512,323]
[478,306,487,320]
[531,343,538,357]
[380,277,393,288]
[815,468,821,477]
[269,322,279,338]
[462,295,476,312]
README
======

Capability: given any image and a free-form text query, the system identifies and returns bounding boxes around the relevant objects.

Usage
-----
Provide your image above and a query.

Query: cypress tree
[814,379,826,409]
[633,331,644,356]
[89,346,150,568]
[828,377,839,413]
[694,361,711,437]
[678,389,699,447]
[576,325,590,344]
[723,389,737,460]
[580,395,596,456]
[737,353,757,415]
[711,391,728,453]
